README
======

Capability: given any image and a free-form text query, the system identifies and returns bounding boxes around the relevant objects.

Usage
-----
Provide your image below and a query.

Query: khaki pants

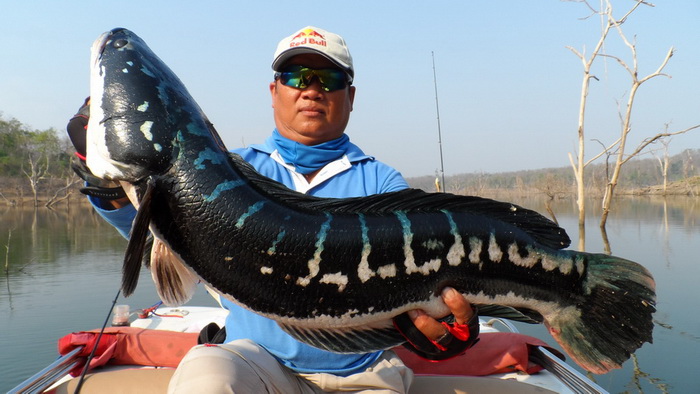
[168,339,414,393]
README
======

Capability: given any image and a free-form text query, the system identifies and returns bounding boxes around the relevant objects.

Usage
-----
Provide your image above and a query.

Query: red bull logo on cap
[289,28,327,48]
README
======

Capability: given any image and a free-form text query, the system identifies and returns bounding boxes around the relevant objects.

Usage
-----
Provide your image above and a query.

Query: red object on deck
[58,328,562,377]
[394,332,563,376]
[57,327,198,376]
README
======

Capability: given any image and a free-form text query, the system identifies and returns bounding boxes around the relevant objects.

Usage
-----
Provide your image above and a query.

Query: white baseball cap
[272,26,354,81]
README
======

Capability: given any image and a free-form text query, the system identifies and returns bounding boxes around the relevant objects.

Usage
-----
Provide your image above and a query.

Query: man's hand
[393,287,480,360]
[408,287,475,343]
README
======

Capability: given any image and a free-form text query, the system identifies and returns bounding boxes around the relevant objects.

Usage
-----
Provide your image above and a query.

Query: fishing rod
[432,51,446,192]
[73,288,122,393]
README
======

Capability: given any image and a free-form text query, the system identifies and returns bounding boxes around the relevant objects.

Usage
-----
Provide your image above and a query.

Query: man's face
[270,54,355,146]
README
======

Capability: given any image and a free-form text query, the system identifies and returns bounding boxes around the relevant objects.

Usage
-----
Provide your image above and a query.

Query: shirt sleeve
[87,195,137,240]
[379,168,409,193]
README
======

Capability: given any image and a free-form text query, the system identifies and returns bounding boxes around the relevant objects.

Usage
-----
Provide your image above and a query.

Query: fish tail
[547,253,656,374]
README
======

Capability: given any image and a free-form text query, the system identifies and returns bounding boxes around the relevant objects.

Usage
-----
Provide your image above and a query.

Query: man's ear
[269,81,277,108]
[348,85,356,111]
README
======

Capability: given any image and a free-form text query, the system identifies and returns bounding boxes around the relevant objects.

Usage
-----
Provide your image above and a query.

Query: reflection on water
[0,206,217,391]
[1,197,699,392]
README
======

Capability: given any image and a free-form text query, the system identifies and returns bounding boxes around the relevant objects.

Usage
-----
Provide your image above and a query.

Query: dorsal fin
[228,153,570,250]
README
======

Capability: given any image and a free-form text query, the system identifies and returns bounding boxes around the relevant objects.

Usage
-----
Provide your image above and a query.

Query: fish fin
[122,177,156,296]
[150,237,199,306]
[278,323,405,353]
[228,153,570,249]
[546,253,656,374]
[476,304,542,324]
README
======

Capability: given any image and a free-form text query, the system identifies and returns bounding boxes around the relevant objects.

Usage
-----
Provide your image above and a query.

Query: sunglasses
[275,65,351,92]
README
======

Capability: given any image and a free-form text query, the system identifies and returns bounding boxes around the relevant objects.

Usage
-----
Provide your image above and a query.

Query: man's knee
[168,342,267,393]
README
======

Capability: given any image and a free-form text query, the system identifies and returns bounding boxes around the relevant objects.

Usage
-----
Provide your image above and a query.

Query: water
[1,197,698,393]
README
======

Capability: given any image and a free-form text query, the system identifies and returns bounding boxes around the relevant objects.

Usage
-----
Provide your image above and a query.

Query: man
[69,26,477,393]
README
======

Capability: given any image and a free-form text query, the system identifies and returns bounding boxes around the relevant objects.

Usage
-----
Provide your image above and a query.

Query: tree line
[0,114,78,207]
[408,148,700,196]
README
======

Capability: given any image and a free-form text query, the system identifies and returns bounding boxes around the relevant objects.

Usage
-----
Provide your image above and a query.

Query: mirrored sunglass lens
[280,72,305,88]
[279,67,347,91]
[316,70,347,91]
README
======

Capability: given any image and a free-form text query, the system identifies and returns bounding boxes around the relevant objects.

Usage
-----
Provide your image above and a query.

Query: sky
[1,0,698,178]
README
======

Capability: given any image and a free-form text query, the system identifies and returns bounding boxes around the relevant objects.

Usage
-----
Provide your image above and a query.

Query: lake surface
[1,196,698,393]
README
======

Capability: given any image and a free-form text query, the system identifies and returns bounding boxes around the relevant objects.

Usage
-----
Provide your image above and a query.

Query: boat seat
[48,368,175,394]
[48,368,556,394]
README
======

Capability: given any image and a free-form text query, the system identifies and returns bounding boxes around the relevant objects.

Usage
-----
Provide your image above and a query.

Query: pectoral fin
[150,237,199,306]
[122,177,156,296]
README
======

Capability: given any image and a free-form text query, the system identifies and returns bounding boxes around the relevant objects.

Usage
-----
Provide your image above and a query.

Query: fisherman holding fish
[69,26,479,393]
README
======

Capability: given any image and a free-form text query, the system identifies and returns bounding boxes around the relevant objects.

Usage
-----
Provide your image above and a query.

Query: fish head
[86,28,198,182]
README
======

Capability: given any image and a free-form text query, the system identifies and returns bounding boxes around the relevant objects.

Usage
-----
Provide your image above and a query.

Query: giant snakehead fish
[84,28,655,374]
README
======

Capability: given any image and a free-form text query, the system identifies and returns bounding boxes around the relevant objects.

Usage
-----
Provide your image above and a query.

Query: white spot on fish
[488,234,503,262]
[297,213,332,287]
[356,214,375,283]
[154,143,162,152]
[559,257,574,275]
[443,210,465,266]
[126,61,134,66]
[423,239,443,249]
[507,243,539,268]
[397,212,441,275]
[340,309,361,319]
[260,266,273,275]
[575,255,585,276]
[468,237,482,265]
[357,242,374,283]
[320,272,349,292]
[137,101,149,112]
[122,68,129,73]
[377,264,397,278]
[140,121,153,141]
[541,256,558,271]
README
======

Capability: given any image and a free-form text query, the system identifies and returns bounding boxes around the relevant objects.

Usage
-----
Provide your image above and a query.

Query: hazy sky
[2,1,698,178]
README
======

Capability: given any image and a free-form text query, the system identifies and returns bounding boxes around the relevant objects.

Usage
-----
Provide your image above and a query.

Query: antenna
[432,51,446,192]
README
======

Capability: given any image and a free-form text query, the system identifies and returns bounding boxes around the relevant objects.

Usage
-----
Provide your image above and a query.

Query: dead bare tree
[0,191,15,207]
[23,152,50,207]
[608,123,700,200]
[567,0,699,230]
[566,0,639,248]
[45,175,82,209]
[598,31,675,227]
[650,134,672,195]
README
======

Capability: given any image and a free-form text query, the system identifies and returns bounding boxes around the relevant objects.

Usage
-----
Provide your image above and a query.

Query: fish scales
[86,28,655,374]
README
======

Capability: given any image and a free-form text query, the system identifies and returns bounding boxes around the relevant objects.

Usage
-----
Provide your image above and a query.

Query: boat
[10,301,607,394]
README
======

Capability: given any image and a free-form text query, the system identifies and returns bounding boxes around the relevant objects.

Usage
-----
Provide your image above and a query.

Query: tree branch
[621,124,700,165]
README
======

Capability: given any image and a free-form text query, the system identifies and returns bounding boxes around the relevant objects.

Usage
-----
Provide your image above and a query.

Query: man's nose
[301,77,324,98]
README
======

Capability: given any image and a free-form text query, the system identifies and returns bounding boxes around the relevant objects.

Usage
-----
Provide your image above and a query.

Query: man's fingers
[441,287,473,325]
[407,310,447,341]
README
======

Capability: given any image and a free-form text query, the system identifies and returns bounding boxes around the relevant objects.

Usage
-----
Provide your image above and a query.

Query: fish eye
[113,39,128,48]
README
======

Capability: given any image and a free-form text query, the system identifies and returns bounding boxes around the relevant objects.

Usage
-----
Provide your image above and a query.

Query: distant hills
[407,149,700,196]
